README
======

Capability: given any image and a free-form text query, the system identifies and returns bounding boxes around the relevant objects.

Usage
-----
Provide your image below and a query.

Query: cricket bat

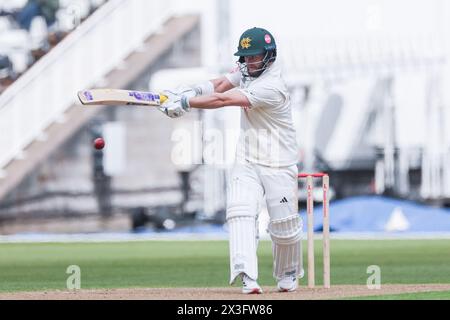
[77,89,168,106]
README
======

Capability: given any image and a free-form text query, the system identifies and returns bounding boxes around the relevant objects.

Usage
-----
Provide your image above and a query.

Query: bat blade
[77,89,167,106]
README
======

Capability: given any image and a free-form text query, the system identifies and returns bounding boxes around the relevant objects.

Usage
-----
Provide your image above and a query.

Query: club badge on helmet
[234,27,277,78]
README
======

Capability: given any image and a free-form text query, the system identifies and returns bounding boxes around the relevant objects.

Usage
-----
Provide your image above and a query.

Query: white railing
[0,0,174,170]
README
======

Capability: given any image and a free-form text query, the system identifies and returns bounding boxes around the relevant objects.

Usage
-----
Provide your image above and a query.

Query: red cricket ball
[94,137,105,150]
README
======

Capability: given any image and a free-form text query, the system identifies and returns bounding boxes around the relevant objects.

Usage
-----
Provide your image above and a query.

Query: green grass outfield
[347,290,450,300]
[0,239,449,297]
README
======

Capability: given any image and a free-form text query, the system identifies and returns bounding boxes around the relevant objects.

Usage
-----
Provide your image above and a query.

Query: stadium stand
[0,0,108,94]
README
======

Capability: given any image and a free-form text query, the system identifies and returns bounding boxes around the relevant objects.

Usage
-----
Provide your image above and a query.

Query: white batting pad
[226,175,262,284]
[268,214,304,280]
[227,215,258,284]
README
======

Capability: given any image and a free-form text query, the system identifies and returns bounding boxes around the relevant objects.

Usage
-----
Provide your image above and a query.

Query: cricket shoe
[241,274,263,294]
[277,276,298,292]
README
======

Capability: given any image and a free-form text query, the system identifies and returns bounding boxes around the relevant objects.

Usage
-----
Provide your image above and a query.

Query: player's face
[244,54,265,76]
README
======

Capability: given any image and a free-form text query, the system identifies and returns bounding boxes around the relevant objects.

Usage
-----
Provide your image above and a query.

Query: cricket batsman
[160,27,302,294]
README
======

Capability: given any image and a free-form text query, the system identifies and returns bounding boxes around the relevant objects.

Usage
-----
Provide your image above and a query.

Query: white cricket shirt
[225,60,298,167]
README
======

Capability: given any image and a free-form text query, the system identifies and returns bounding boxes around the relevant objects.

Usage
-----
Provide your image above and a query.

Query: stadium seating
[0,0,108,94]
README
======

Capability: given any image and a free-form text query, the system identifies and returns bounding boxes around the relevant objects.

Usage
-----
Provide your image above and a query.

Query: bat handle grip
[159,94,168,104]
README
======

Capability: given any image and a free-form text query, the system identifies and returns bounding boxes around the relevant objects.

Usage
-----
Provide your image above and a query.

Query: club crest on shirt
[240,37,252,49]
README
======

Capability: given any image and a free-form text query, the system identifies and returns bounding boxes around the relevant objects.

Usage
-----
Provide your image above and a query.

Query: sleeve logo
[230,65,240,73]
